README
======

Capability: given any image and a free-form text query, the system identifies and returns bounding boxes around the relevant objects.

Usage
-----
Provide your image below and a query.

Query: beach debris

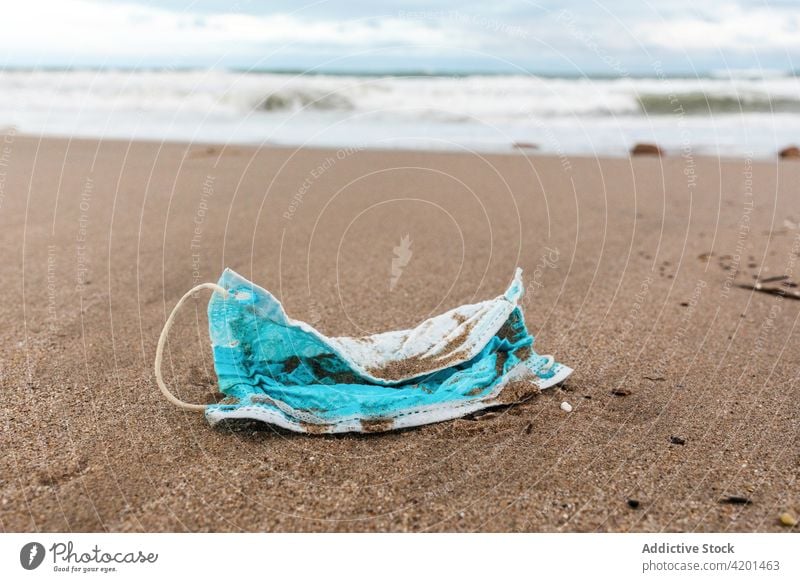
[644,376,665,382]
[669,436,686,445]
[716,254,736,272]
[718,495,752,505]
[698,252,715,263]
[736,276,800,300]
[523,422,533,434]
[155,267,574,433]
[560,401,573,413]
[627,499,640,509]
[513,141,539,151]
[466,409,502,421]
[758,275,792,284]
[631,143,664,156]
[779,145,800,159]
[779,511,798,527]
[189,146,219,158]
[611,388,631,397]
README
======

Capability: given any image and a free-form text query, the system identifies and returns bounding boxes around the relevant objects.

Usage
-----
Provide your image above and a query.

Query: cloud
[0,0,797,71]
[635,5,800,51]
[0,0,464,62]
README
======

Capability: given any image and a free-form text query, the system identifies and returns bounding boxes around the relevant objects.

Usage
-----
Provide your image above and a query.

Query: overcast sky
[1,0,798,75]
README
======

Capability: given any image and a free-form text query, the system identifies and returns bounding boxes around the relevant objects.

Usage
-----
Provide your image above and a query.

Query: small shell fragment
[779,512,798,527]
[560,401,573,413]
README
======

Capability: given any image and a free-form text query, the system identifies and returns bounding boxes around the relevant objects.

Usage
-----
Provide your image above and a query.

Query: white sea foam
[1,69,799,156]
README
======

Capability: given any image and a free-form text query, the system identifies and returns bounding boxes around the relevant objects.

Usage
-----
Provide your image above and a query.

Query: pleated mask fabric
[155,268,572,433]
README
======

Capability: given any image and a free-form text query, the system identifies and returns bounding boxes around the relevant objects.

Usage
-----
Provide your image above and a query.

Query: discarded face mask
[155,268,572,433]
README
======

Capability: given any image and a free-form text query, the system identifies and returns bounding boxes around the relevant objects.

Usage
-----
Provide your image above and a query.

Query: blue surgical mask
[155,268,572,433]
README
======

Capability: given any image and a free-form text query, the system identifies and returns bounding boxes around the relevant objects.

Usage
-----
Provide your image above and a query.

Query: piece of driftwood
[736,277,800,300]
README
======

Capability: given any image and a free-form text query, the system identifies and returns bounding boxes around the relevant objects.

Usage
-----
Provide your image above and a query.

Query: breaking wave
[2,69,800,156]
[638,92,800,115]
[256,90,355,112]
[2,69,799,120]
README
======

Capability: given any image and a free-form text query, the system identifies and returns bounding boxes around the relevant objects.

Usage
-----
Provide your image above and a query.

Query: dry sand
[0,135,798,532]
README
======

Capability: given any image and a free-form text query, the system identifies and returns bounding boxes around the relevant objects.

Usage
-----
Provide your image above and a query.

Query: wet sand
[1,135,798,532]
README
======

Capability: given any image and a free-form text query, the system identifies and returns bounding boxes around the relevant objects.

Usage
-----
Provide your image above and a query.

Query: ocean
[1,68,798,157]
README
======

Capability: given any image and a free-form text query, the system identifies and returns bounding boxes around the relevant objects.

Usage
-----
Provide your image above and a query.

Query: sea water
[0,68,798,157]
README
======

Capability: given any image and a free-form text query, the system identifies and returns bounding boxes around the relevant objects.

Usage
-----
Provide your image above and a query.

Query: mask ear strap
[155,282,229,411]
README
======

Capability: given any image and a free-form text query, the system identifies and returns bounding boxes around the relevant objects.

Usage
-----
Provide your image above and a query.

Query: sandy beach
[1,134,798,532]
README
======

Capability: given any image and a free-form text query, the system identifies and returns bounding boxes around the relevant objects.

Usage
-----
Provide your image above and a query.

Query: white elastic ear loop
[155,283,229,411]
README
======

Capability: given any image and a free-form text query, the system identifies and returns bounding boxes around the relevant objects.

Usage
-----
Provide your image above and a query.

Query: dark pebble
[719,496,752,505]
